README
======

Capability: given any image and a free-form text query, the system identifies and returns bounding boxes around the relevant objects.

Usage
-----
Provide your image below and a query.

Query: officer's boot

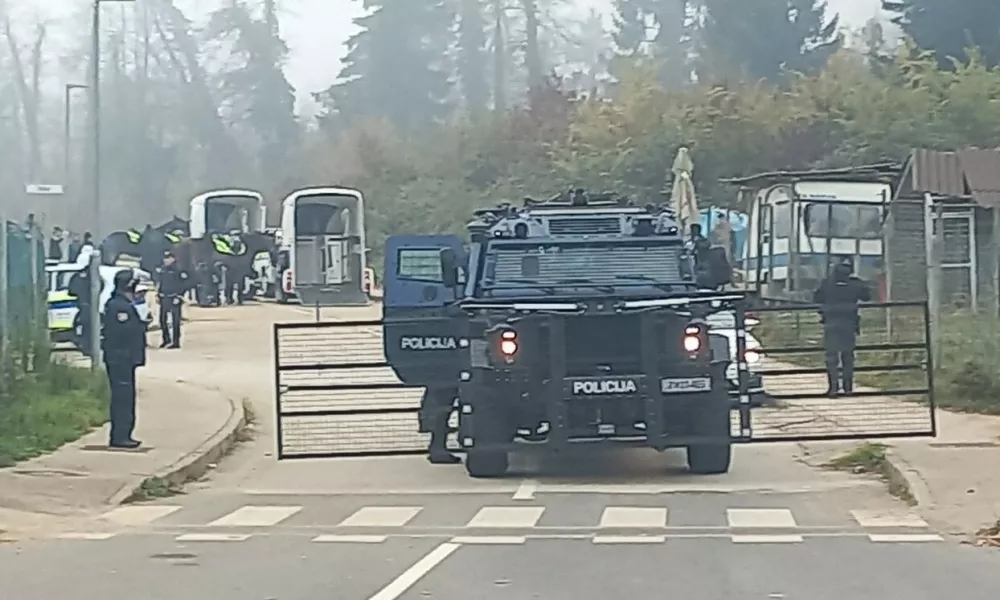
[427,413,460,465]
[824,352,840,398]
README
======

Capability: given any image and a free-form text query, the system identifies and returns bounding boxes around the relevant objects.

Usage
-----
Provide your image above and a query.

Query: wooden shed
[885,148,1000,314]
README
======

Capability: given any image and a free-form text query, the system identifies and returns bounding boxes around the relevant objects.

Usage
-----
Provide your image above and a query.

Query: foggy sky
[9,0,887,115]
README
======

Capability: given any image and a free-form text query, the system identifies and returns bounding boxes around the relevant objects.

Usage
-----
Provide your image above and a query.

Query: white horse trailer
[275,187,368,306]
[189,189,266,239]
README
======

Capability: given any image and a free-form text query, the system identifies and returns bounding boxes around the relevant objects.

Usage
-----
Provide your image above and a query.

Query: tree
[611,0,690,85]
[317,0,455,133]
[883,0,1000,67]
[457,0,489,114]
[697,0,841,82]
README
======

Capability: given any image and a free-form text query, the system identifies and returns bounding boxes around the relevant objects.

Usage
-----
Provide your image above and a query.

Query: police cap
[113,268,136,291]
[163,250,175,259]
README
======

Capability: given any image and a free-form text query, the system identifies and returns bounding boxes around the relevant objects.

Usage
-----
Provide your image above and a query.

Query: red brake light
[683,325,702,353]
[499,329,518,356]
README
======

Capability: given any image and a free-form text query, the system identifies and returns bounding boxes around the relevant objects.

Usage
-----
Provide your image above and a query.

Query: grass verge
[825,442,915,504]
[0,361,108,468]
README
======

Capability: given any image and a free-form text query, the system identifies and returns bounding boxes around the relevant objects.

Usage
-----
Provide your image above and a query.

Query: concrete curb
[883,448,934,508]
[109,391,247,505]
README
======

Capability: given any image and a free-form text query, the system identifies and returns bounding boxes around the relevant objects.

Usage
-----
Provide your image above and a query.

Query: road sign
[25,184,65,195]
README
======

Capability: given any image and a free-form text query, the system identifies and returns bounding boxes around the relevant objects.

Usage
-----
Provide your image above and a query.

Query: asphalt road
[3,302,998,599]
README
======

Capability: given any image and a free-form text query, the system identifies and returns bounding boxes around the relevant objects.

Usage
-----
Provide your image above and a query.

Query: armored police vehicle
[383,190,748,478]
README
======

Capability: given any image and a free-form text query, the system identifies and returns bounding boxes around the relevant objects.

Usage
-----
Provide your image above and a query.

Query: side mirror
[440,247,459,288]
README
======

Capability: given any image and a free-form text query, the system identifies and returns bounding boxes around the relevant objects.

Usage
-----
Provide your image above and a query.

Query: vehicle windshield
[803,203,881,239]
[481,242,685,290]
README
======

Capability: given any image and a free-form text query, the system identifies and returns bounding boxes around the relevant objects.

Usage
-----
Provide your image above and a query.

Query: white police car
[704,312,773,406]
[47,263,153,344]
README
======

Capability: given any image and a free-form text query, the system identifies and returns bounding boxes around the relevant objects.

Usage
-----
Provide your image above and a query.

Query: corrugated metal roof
[907,149,965,197]
[957,149,1000,208]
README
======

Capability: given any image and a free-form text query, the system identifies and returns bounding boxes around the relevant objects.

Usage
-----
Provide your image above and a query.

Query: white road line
[175,533,251,542]
[339,507,423,527]
[593,535,666,544]
[101,505,182,526]
[868,534,943,543]
[368,543,461,600]
[313,535,387,544]
[512,480,538,500]
[726,509,798,529]
[451,536,526,545]
[731,535,804,544]
[599,507,668,529]
[56,533,117,540]
[207,505,302,527]
[466,506,545,528]
[850,510,929,528]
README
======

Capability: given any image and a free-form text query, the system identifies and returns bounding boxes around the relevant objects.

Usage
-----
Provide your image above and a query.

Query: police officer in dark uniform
[813,256,872,397]
[156,251,187,348]
[102,269,147,448]
[68,267,97,356]
[421,389,459,464]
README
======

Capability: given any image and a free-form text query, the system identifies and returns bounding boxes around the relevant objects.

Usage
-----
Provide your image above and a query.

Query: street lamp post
[90,0,136,242]
[89,0,135,368]
[64,83,88,184]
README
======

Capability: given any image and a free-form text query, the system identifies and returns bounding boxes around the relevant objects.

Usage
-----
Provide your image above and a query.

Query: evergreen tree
[318,0,455,133]
[611,0,690,85]
[457,0,489,114]
[883,0,1000,67]
[698,0,840,82]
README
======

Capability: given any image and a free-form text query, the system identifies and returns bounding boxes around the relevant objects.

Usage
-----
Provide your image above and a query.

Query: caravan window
[397,249,443,281]
[804,204,882,239]
[772,201,792,237]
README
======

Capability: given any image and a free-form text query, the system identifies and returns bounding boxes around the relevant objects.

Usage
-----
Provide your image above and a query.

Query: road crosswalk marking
[732,535,804,544]
[726,508,797,528]
[175,533,251,542]
[43,503,942,545]
[849,510,929,528]
[599,507,668,529]
[339,506,423,527]
[101,505,182,526]
[207,505,302,527]
[466,506,545,528]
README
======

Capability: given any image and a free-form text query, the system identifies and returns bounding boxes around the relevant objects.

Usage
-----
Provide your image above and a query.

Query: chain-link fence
[0,219,50,387]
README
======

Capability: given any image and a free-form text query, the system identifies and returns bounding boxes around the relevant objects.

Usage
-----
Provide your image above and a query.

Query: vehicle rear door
[382,235,466,385]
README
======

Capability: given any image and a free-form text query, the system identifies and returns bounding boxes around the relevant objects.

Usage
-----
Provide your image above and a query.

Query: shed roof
[898,148,1000,207]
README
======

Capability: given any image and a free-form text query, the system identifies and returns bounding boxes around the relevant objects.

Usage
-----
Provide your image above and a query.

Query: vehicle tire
[687,391,733,475]
[465,450,509,478]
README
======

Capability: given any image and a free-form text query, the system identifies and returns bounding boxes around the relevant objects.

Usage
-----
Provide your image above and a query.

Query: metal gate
[737,300,936,442]
[274,301,937,458]
[273,319,442,459]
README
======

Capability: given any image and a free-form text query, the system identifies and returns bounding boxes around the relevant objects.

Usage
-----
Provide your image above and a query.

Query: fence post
[29,223,41,361]
[89,249,102,369]
[0,216,7,380]
[924,193,942,365]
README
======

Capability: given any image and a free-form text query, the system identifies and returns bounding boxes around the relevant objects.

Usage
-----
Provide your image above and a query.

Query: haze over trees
[0,0,996,232]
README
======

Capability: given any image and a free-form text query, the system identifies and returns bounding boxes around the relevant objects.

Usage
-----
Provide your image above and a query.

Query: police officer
[102,269,147,449]
[156,251,187,348]
[68,266,97,356]
[421,389,459,464]
[813,256,872,397]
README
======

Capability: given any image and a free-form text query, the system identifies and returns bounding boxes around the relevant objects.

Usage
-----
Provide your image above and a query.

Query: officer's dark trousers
[76,307,92,356]
[159,300,182,346]
[105,361,137,444]
[823,328,857,394]
[421,390,453,455]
